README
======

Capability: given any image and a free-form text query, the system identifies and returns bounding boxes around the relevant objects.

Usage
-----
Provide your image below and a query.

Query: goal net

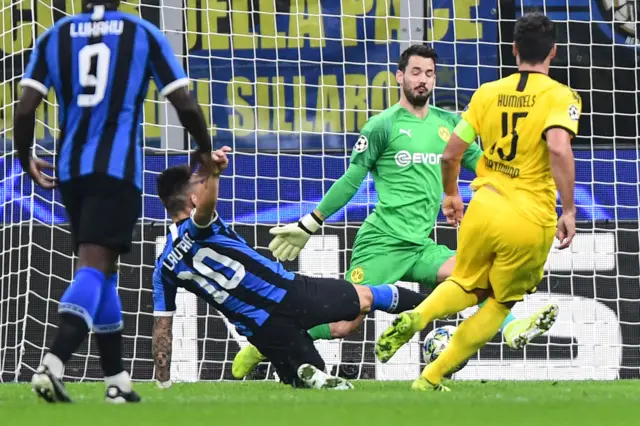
[1,0,638,383]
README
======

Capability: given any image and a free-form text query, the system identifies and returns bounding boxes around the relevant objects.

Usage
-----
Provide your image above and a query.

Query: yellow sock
[422,297,510,384]
[414,280,479,329]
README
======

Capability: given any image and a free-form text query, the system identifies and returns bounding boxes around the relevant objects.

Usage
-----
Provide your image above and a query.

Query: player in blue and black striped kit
[153,147,426,389]
[14,0,214,403]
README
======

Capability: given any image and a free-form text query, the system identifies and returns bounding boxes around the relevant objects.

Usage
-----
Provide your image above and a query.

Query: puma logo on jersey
[399,129,412,138]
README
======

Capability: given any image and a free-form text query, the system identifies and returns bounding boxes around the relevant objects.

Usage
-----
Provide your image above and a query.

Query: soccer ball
[422,325,469,375]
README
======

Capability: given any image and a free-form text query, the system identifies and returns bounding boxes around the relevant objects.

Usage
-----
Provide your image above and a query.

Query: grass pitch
[1,381,640,426]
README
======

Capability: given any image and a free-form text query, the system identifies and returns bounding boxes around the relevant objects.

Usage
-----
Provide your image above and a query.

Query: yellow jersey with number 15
[460,71,582,227]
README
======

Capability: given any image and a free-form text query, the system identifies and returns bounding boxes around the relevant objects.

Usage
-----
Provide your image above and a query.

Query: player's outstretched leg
[502,304,559,349]
[94,273,140,404]
[376,280,480,363]
[232,283,426,378]
[297,364,354,390]
[430,255,558,349]
[32,264,107,403]
[410,376,451,392]
[232,344,267,379]
[31,364,73,403]
[375,311,422,363]
[415,297,510,391]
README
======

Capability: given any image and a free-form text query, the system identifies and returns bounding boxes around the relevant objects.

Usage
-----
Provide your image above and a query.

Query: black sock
[95,331,124,377]
[393,286,427,313]
[49,313,90,364]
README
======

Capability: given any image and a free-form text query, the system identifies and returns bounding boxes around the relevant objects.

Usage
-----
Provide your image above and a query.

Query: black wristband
[297,221,313,235]
[310,211,324,226]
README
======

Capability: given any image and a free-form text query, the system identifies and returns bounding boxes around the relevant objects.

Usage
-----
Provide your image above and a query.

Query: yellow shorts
[450,186,555,303]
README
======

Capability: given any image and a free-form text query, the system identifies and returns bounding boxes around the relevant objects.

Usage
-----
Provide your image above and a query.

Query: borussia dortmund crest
[350,266,365,284]
[438,127,451,141]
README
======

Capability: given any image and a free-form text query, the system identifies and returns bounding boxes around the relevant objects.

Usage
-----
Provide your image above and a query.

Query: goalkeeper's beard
[402,84,431,108]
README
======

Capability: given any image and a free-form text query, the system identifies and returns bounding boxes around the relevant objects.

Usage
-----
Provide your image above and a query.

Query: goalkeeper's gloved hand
[268,212,323,261]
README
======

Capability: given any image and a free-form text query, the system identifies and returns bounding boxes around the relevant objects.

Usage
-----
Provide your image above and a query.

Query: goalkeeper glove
[268,212,323,261]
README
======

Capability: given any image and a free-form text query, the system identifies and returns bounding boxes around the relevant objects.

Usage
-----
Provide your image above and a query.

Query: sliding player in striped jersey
[232,44,558,379]
[152,148,428,389]
[14,0,213,403]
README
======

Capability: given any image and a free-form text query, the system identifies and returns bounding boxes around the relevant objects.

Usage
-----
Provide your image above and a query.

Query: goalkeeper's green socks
[308,324,333,340]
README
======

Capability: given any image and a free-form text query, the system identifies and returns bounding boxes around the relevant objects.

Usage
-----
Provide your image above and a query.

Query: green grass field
[2,381,640,426]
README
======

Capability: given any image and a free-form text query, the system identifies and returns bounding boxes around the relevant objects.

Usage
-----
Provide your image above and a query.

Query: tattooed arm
[152,315,173,387]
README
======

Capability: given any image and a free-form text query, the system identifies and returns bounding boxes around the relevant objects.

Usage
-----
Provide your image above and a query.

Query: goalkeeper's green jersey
[343,103,482,245]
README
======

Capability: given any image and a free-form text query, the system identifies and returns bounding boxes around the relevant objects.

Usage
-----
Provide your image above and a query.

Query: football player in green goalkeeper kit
[232,44,558,379]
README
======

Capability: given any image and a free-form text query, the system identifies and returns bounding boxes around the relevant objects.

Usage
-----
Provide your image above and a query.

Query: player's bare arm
[441,133,469,195]
[441,132,470,227]
[166,87,213,174]
[191,146,231,226]
[152,316,173,386]
[546,127,576,249]
[13,86,56,189]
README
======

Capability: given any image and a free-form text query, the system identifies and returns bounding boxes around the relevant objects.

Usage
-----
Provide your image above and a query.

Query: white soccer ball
[422,325,469,375]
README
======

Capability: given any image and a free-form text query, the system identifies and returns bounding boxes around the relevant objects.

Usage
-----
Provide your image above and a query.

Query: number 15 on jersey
[489,112,529,162]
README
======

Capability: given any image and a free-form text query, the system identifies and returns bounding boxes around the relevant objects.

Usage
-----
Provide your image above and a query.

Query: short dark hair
[157,165,192,217]
[83,0,120,10]
[514,12,555,64]
[398,44,438,71]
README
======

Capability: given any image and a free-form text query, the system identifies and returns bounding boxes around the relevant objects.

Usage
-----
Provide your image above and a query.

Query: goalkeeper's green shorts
[345,222,454,288]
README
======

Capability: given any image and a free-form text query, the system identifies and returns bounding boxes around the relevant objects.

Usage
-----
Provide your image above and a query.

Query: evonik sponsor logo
[394,150,443,167]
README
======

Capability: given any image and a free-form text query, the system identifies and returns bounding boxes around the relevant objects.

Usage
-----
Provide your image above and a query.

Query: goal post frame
[158,0,186,151]
[0,0,638,383]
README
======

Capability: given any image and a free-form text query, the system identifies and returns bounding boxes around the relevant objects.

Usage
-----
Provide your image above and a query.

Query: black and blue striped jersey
[20,9,188,189]
[153,211,296,336]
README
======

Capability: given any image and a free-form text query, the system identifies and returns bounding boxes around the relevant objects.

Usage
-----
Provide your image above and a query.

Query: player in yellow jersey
[375,12,581,391]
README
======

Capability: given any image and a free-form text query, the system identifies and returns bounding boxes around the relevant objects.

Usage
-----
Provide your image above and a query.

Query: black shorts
[58,174,142,254]
[279,275,362,330]
[247,275,361,387]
